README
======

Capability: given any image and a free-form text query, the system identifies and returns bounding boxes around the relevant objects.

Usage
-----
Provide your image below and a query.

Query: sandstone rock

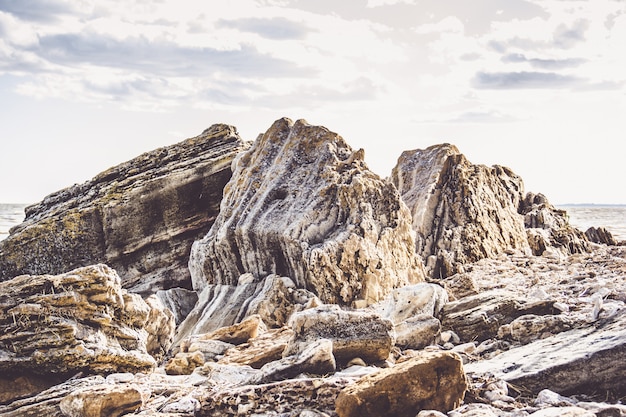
[441,273,481,301]
[585,226,618,246]
[0,374,67,405]
[197,314,266,345]
[0,125,249,294]
[372,283,448,324]
[251,338,336,384]
[218,326,293,368]
[164,350,205,375]
[335,351,467,417]
[520,193,589,255]
[59,383,145,417]
[190,117,423,306]
[497,313,578,344]
[441,290,557,343]
[0,264,157,379]
[0,375,106,417]
[144,295,176,361]
[198,376,356,417]
[527,407,595,417]
[187,339,234,362]
[173,274,318,347]
[391,143,531,279]
[465,309,626,399]
[394,314,441,350]
[285,305,394,364]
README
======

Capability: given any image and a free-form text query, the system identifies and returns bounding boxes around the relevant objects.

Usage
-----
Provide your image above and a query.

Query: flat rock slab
[465,310,626,398]
[335,351,467,417]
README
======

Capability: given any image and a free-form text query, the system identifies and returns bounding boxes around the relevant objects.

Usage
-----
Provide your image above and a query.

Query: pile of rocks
[0,118,624,417]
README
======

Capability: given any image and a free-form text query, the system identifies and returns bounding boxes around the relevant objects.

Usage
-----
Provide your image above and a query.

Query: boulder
[585,226,618,246]
[441,290,558,343]
[190,117,423,306]
[465,309,626,399]
[520,193,589,255]
[0,265,163,389]
[372,282,448,324]
[59,383,145,417]
[285,305,394,364]
[394,314,441,350]
[335,351,467,417]
[391,144,531,279]
[218,326,294,368]
[0,125,249,294]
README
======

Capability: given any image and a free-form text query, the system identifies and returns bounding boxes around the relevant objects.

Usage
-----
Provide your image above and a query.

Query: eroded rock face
[190,118,423,306]
[0,125,249,294]
[0,265,164,383]
[391,144,531,279]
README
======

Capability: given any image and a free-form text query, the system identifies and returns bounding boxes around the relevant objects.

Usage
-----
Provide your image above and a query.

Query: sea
[0,202,625,242]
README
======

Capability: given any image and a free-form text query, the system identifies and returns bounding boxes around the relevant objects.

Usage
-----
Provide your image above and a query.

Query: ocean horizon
[1,202,625,243]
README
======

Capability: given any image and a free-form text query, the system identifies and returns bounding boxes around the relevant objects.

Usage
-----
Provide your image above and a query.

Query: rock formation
[190,117,424,306]
[0,264,173,404]
[0,117,623,417]
[0,125,249,294]
[391,144,591,279]
[391,144,531,278]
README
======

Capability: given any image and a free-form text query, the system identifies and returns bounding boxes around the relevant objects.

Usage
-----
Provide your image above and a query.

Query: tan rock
[372,283,448,324]
[199,314,266,345]
[335,351,467,417]
[0,264,157,378]
[218,326,293,368]
[394,314,441,350]
[285,305,394,364]
[190,117,424,306]
[59,384,145,417]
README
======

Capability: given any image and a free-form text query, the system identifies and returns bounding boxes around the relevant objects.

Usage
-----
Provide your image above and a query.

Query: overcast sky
[1,0,624,204]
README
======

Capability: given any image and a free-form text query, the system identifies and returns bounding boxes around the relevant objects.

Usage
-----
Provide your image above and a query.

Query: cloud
[553,19,590,49]
[32,32,315,78]
[502,53,587,69]
[0,0,76,23]
[472,71,583,89]
[217,17,314,40]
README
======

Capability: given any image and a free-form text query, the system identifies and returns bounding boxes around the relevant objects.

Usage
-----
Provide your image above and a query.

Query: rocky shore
[0,118,624,417]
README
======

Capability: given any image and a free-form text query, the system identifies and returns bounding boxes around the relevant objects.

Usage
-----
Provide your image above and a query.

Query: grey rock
[0,125,249,295]
[190,117,424,306]
[585,226,618,246]
[155,288,198,325]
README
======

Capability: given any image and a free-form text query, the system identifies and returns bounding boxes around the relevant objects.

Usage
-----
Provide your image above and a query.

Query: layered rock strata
[391,144,531,278]
[190,118,424,306]
[0,125,249,294]
[0,264,173,403]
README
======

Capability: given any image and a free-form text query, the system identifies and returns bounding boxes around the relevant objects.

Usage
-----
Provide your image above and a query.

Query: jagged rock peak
[190,117,424,306]
[0,125,250,294]
[391,143,531,279]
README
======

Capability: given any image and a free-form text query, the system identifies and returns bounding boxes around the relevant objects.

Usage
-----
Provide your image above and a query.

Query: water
[0,203,28,241]
[557,205,626,242]
[0,203,624,242]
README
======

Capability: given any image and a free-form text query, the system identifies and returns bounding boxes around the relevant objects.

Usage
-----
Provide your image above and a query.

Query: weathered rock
[497,313,578,344]
[372,283,448,324]
[251,338,336,384]
[218,326,293,368]
[196,314,266,345]
[0,265,158,381]
[394,314,441,350]
[155,288,198,325]
[0,125,249,294]
[173,274,319,347]
[441,290,558,343]
[465,309,626,399]
[585,226,618,246]
[520,193,589,255]
[59,383,145,417]
[164,350,205,375]
[391,144,531,279]
[186,339,234,362]
[0,376,106,417]
[190,117,423,306]
[197,376,356,417]
[144,295,176,361]
[285,305,394,364]
[335,351,467,417]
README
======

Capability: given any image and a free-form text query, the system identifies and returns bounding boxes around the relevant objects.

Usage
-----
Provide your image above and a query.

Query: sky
[0,0,625,205]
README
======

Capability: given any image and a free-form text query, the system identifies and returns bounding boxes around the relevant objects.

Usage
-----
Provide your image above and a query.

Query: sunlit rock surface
[190,118,424,306]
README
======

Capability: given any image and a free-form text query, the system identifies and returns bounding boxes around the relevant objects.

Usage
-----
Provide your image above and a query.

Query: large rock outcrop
[190,118,424,306]
[0,125,249,294]
[391,144,531,278]
[0,264,172,403]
